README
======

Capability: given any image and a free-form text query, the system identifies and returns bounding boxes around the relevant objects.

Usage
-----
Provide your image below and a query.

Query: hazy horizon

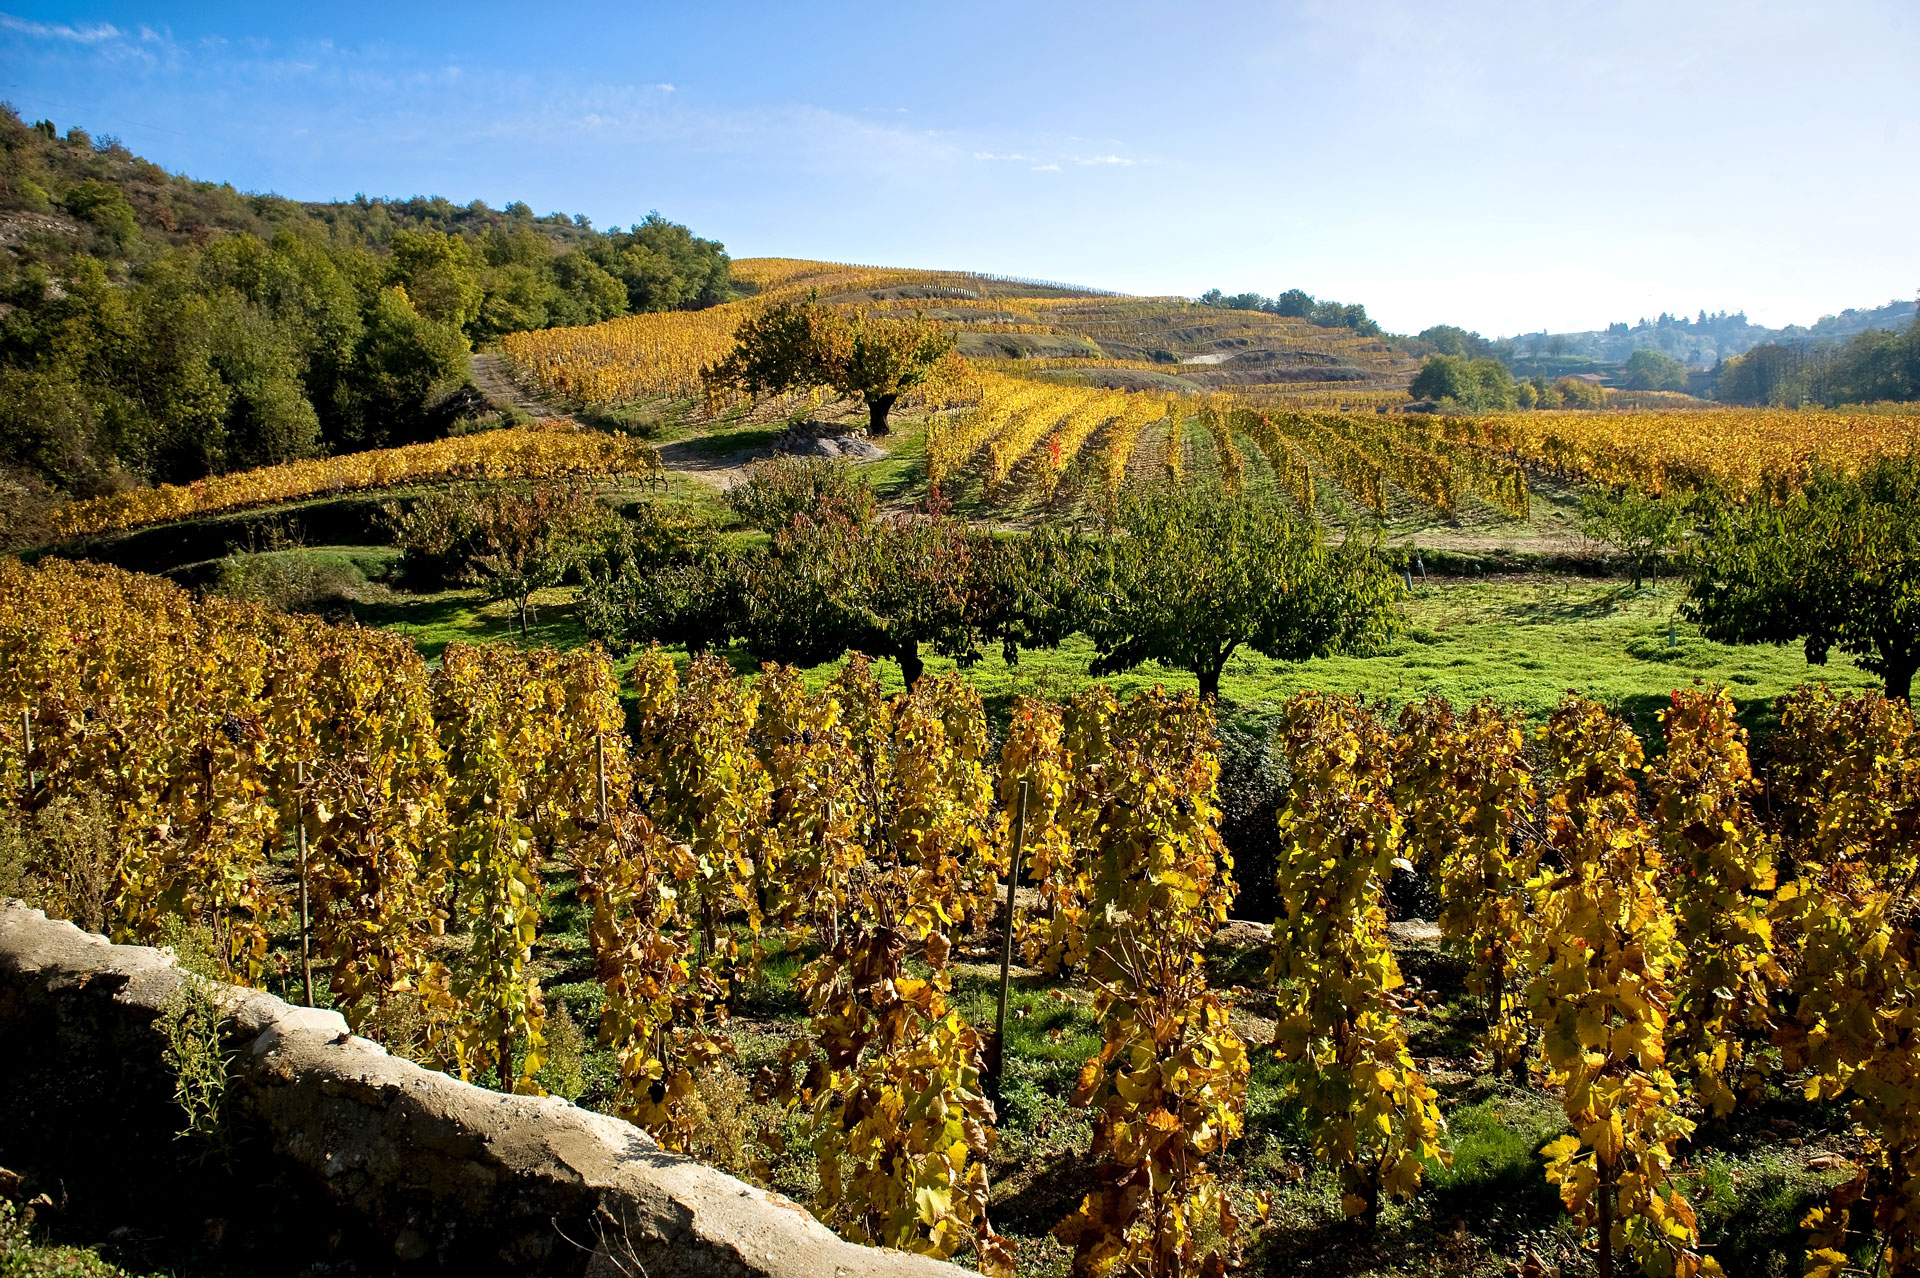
[4,1,1915,337]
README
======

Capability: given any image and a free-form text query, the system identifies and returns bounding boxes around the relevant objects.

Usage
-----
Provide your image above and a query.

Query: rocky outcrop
[0,900,963,1277]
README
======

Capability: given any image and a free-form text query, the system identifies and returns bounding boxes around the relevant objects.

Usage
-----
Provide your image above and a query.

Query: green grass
[701,575,1872,737]
[329,569,1878,743]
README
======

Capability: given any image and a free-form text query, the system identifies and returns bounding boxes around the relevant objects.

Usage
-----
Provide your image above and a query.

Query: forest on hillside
[0,107,732,513]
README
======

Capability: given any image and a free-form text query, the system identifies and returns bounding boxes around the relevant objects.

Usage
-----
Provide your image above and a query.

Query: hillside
[0,106,731,525]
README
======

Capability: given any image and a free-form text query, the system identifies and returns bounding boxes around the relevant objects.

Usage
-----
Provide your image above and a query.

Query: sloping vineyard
[1435,405,1920,493]
[925,370,1532,520]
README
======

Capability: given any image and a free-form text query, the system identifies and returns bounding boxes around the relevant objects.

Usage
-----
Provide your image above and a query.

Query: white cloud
[0,12,123,42]
[1072,154,1133,166]
[1030,162,1060,171]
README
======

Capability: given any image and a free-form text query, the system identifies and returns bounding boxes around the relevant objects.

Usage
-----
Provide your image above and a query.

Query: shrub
[215,551,365,613]
[725,454,877,530]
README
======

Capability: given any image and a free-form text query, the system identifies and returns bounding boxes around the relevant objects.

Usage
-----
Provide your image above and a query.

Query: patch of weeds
[0,786,124,934]
[216,550,366,614]
[581,405,663,438]
[537,1003,590,1101]
[159,972,235,1156]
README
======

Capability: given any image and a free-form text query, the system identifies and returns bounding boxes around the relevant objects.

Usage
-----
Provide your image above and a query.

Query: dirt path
[470,353,578,425]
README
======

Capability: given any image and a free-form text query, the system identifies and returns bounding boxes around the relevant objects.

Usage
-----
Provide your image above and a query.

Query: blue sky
[4,1,1916,336]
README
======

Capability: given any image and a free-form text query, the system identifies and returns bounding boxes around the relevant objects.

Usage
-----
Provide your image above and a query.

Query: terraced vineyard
[500,258,1415,415]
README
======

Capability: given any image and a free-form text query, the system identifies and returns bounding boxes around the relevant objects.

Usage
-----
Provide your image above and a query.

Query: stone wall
[0,900,964,1277]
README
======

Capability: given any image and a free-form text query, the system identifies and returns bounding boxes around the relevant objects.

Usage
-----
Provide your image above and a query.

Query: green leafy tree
[386,229,486,334]
[1556,376,1607,408]
[1409,355,1516,409]
[1580,486,1686,589]
[736,506,1015,685]
[339,287,470,449]
[1685,453,1920,700]
[1075,483,1403,699]
[1828,322,1920,404]
[703,299,956,435]
[1621,349,1690,392]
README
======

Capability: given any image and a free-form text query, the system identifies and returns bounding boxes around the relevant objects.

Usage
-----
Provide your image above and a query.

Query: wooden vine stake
[295,758,313,1008]
[989,779,1030,1090]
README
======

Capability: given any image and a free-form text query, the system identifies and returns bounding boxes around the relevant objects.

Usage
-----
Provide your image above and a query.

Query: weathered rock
[0,899,964,1277]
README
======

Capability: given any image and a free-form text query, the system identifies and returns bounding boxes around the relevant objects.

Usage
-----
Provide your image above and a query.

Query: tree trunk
[499,1030,514,1092]
[867,393,898,437]
[897,640,924,689]
[1197,650,1230,701]
[1887,651,1917,703]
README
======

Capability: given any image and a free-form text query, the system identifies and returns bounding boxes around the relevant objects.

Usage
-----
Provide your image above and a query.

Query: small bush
[29,788,122,935]
[0,786,124,934]
[581,404,662,438]
[725,455,876,531]
[537,1003,589,1101]
[215,551,363,614]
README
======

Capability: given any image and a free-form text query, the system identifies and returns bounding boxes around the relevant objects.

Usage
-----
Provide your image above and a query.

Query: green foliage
[1555,376,1608,408]
[1409,355,1517,409]
[159,976,234,1148]
[725,455,878,530]
[0,786,124,935]
[1418,325,1495,359]
[1685,452,1920,699]
[1198,285,1382,336]
[1581,485,1688,589]
[1076,482,1404,699]
[1622,349,1691,392]
[1715,321,1919,406]
[0,105,731,500]
[387,480,615,635]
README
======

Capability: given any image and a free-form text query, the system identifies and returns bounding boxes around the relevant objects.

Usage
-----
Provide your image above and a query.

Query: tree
[1273,288,1314,318]
[1685,453,1920,700]
[1075,483,1403,699]
[1418,325,1491,359]
[1580,486,1686,589]
[1408,355,1516,409]
[392,481,611,638]
[1828,321,1920,404]
[1555,375,1607,408]
[734,505,1023,685]
[702,299,955,435]
[1621,348,1690,392]
[339,287,470,450]
[1713,343,1808,406]
[386,229,486,334]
